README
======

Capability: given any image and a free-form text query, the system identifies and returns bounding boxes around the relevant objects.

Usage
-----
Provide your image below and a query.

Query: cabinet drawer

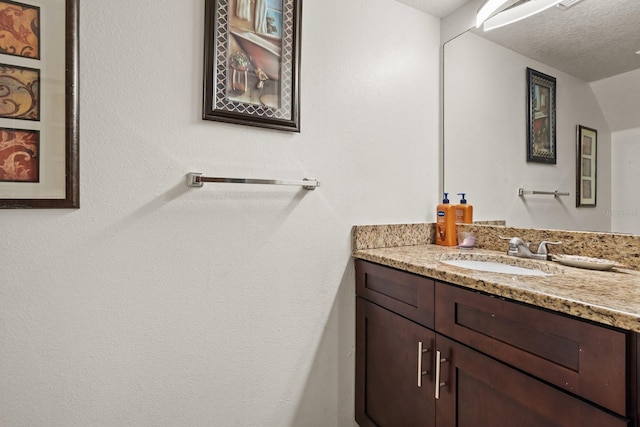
[356,260,435,328]
[435,282,628,416]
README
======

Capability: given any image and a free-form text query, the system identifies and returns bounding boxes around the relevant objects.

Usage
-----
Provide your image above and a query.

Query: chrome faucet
[500,237,562,260]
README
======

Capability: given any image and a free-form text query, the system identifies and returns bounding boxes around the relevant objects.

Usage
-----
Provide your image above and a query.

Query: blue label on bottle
[437,211,445,217]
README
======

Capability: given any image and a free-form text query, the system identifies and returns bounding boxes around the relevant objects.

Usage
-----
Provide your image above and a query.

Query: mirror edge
[439,0,483,198]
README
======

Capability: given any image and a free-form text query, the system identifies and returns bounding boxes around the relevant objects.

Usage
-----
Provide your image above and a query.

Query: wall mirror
[443,0,640,234]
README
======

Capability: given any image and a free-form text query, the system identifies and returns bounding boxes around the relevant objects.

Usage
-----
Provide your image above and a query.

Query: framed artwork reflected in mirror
[526,67,556,164]
[576,125,597,207]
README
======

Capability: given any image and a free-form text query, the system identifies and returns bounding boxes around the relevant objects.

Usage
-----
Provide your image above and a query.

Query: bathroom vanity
[353,224,640,427]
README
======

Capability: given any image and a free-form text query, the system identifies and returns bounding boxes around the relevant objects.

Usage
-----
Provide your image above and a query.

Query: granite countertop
[352,224,640,333]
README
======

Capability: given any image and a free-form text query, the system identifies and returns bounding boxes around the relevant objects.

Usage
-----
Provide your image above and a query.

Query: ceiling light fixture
[482,0,563,32]
[475,0,512,28]
[556,0,584,10]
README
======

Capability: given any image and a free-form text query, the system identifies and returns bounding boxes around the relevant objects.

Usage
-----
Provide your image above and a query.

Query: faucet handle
[536,241,562,255]
[499,236,524,245]
[499,236,528,246]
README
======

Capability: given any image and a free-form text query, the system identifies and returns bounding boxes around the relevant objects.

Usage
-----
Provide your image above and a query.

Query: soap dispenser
[436,192,457,246]
[455,193,473,224]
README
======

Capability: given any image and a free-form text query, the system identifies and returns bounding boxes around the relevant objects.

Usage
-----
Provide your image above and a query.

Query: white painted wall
[596,70,640,235]
[444,32,611,232]
[611,127,640,234]
[0,1,441,425]
[591,68,640,132]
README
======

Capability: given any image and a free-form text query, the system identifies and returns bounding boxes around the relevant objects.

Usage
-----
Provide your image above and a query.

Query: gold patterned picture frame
[0,0,78,208]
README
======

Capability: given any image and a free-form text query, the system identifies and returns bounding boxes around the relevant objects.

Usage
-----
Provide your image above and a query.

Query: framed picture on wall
[203,0,302,132]
[0,0,79,208]
[526,68,556,164]
[576,125,597,207]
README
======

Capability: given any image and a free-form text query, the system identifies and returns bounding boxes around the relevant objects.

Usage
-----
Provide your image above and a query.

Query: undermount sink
[439,253,561,276]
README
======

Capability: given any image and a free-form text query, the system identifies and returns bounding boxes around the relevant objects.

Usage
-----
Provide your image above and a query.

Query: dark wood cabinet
[356,298,435,427]
[436,334,627,427]
[435,282,627,415]
[355,259,435,329]
[355,259,634,427]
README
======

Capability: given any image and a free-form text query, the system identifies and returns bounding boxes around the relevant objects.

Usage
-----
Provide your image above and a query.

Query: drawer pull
[417,341,430,387]
[435,350,448,399]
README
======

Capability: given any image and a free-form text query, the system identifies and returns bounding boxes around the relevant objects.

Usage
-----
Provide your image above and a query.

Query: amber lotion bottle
[436,193,457,246]
[455,193,473,224]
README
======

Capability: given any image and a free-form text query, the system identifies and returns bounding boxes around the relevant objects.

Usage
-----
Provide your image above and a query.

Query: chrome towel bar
[186,173,320,190]
[518,188,569,198]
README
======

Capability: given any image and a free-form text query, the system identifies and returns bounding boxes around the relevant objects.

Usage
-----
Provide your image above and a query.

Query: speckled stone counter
[352,223,640,333]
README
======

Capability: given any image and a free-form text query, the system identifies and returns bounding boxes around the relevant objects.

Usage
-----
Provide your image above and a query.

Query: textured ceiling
[473,0,640,82]
[399,0,640,83]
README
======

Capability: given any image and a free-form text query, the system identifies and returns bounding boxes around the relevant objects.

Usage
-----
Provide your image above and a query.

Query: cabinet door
[435,335,629,427]
[356,297,435,427]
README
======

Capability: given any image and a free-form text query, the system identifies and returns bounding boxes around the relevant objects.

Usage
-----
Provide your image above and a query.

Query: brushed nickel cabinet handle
[417,341,430,387]
[435,350,448,399]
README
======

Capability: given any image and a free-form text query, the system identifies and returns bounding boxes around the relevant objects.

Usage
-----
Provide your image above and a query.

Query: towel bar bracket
[187,173,205,187]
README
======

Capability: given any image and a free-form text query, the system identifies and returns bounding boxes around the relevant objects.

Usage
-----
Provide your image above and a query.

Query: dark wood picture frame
[0,0,79,208]
[203,0,301,132]
[576,125,597,207]
[527,67,556,164]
